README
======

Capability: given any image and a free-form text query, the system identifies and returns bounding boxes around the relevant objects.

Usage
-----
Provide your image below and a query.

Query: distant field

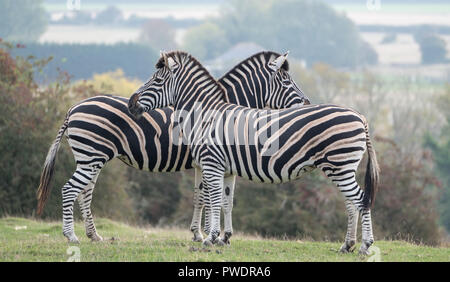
[361,32,450,66]
[0,217,448,262]
[45,3,219,19]
[41,2,450,66]
[332,3,450,26]
[39,25,140,44]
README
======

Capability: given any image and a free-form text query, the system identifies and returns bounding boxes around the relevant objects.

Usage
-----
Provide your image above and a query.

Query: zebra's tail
[36,116,69,216]
[362,120,380,209]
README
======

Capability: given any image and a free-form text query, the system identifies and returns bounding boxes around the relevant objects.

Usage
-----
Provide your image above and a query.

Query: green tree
[0,0,48,42]
[424,87,450,232]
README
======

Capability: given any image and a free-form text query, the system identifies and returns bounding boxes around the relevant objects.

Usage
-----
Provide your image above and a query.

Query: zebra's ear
[160,51,177,72]
[268,51,289,73]
[166,56,178,72]
[156,51,167,69]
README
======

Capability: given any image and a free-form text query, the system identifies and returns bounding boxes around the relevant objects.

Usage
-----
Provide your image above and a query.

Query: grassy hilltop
[0,217,448,262]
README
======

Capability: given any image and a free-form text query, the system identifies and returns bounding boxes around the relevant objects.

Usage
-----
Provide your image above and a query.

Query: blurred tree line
[0,43,448,246]
[424,89,450,233]
[0,41,136,221]
[183,0,377,67]
[12,43,159,81]
[413,27,448,64]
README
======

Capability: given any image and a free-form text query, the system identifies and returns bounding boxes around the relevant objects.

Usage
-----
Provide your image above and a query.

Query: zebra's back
[206,104,367,183]
[66,95,193,172]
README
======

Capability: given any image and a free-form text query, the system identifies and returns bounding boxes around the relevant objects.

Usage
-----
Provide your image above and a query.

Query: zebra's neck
[219,52,276,109]
[173,64,227,114]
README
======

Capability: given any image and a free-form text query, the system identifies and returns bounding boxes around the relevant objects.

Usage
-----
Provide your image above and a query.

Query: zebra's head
[265,52,310,108]
[128,51,178,118]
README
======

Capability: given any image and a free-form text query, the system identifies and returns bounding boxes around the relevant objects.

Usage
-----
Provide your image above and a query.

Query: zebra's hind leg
[358,208,374,255]
[62,165,95,243]
[339,200,359,253]
[190,168,205,242]
[77,166,103,242]
[324,169,374,255]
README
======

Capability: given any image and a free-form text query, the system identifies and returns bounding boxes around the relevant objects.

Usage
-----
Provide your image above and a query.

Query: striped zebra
[36,51,309,244]
[129,51,380,254]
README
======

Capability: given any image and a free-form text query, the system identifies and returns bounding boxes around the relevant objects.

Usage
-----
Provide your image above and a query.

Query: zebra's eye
[282,79,291,86]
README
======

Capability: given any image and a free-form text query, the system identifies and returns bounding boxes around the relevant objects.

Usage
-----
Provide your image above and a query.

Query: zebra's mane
[155,51,218,82]
[219,51,289,81]
[155,51,227,98]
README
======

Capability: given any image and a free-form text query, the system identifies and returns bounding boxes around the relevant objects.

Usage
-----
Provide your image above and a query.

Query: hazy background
[1,0,449,246]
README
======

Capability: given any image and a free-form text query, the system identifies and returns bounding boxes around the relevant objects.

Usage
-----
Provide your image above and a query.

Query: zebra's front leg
[201,166,224,247]
[77,168,103,242]
[203,205,211,236]
[339,200,359,253]
[215,175,236,246]
[190,168,205,242]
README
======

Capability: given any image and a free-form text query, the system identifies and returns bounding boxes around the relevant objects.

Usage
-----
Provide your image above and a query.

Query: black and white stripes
[130,51,379,254]
[36,51,308,244]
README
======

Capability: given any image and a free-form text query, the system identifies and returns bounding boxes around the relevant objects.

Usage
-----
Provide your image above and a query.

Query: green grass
[0,217,448,262]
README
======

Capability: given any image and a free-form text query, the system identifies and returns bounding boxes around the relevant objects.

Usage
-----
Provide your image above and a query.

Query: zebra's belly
[225,155,316,184]
[115,144,194,172]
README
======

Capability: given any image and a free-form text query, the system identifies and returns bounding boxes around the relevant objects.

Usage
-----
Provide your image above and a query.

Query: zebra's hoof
[66,235,80,244]
[202,239,213,247]
[90,234,103,242]
[215,238,226,246]
[223,232,232,245]
[358,247,370,256]
[339,240,355,253]
[192,235,203,242]
[358,241,372,256]
[190,228,204,242]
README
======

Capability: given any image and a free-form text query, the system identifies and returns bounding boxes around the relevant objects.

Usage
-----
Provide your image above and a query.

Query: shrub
[414,32,448,64]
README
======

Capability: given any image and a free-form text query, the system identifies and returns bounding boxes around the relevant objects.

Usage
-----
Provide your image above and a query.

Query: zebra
[128,51,380,254]
[36,51,310,244]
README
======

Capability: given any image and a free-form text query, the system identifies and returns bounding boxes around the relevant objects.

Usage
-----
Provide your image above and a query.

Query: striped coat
[37,51,309,244]
[129,51,379,254]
